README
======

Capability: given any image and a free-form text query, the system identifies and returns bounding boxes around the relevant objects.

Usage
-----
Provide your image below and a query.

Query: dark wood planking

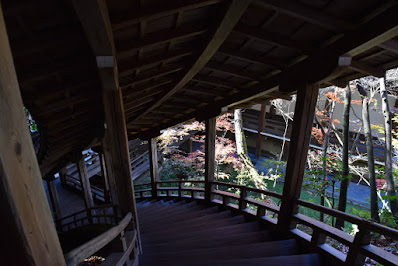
[117,24,208,59]
[252,0,355,32]
[120,65,183,88]
[130,0,252,123]
[111,0,223,31]
[218,48,286,70]
[119,49,193,77]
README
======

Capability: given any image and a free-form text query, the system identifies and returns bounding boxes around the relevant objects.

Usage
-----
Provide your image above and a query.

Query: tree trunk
[336,84,352,229]
[234,109,248,156]
[380,76,398,222]
[360,86,380,222]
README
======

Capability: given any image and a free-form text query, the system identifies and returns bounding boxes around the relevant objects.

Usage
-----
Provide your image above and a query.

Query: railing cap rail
[64,212,132,266]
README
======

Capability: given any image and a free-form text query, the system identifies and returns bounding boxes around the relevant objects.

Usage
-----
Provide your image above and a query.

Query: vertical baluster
[311,229,326,250]
[239,187,247,211]
[257,206,266,218]
[179,182,184,198]
[223,196,231,207]
[346,226,371,265]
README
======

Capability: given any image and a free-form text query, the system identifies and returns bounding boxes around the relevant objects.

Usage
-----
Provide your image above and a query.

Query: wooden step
[139,206,220,228]
[142,221,262,244]
[143,231,271,252]
[157,254,322,266]
[140,239,298,265]
[140,209,233,231]
[141,214,246,236]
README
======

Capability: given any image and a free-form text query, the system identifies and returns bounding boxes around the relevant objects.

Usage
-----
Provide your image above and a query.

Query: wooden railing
[56,204,118,232]
[64,212,139,266]
[134,180,398,266]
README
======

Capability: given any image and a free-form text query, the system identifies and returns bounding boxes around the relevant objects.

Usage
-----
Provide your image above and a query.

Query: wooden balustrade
[134,180,398,266]
[56,204,118,232]
[64,212,139,266]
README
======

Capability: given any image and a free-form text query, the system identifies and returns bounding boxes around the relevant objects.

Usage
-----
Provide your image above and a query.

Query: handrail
[297,199,398,239]
[64,212,132,266]
[134,180,398,265]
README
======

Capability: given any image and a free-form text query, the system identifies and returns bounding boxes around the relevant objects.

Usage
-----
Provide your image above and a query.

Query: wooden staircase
[137,199,322,266]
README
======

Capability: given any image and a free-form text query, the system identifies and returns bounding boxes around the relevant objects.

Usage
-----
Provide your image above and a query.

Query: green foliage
[159,156,203,181]
[351,207,397,229]
[24,107,39,132]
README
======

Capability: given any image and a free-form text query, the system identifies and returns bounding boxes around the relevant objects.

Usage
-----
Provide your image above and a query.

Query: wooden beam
[278,84,319,231]
[253,0,355,32]
[112,0,222,31]
[119,49,192,78]
[77,157,94,209]
[46,179,63,220]
[0,4,65,264]
[130,0,252,123]
[118,24,208,58]
[149,138,159,198]
[204,118,216,202]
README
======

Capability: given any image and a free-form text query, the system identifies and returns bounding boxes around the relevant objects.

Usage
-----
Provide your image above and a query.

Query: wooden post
[149,138,159,198]
[0,4,65,264]
[46,178,63,221]
[278,84,319,231]
[99,153,111,203]
[205,118,216,203]
[59,167,67,187]
[77,156,94,210]
[256,102,267,158]
[102,88,139,217]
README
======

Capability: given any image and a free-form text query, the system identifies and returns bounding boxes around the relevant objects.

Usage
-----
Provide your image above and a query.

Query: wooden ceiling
[2,0,398,176]
[106,0,398,138]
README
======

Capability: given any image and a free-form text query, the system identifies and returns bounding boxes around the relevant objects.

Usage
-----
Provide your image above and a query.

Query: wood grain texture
[0,4,65,265]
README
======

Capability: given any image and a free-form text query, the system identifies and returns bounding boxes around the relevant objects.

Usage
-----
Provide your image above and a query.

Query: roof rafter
[128,0,252,124]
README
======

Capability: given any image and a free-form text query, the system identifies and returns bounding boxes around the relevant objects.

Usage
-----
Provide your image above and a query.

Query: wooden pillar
[0,4,65,265]
[256,102,267,158]
[77,156,94,209]
[102,87,138,218]
[149,138,159,198]
[278,84,319,231]
[46,179,63,220]
[99,153,111,203]
[59,167,67,187]
[205,118,216,203]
